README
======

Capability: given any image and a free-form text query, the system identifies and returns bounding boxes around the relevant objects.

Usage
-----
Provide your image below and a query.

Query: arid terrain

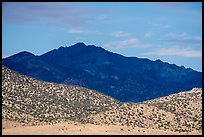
[2,120,201,135]
[2,65,202,135]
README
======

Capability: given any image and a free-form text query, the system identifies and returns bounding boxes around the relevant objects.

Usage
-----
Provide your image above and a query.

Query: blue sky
[2,2,202,72]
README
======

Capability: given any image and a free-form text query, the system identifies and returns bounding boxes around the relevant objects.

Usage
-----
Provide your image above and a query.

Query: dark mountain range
[2,42,202,102]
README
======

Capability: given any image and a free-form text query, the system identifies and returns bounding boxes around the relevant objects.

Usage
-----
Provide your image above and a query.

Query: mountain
[2,42,202,102]
[2,65,202,133]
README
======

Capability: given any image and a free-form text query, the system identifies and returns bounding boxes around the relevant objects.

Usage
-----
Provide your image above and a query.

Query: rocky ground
[2,65,202,134]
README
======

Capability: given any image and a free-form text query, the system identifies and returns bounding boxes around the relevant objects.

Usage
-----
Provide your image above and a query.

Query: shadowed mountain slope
[2,42,202,102]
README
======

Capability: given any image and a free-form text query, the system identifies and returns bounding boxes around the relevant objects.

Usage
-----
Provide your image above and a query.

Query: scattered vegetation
[2,65,202,133]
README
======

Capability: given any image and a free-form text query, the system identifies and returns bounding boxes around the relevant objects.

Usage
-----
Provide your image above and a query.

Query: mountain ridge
[42,43,199,73]
[2,42,202,102]
[3,43,199,72]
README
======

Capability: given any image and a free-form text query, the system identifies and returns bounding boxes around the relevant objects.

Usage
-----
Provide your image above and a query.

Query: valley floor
[2,120,201,135]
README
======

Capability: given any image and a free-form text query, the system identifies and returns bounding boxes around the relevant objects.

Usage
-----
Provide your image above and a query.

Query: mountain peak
[73,42,87,47]
[155,59,162,62]
[58,46,65,50]
[10,51,35,58]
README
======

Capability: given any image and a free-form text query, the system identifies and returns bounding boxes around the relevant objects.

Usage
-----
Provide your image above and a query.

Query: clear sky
[2,2,202,72]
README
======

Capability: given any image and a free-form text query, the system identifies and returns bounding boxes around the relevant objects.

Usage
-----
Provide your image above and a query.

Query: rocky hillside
[2,65,121,125]
[2,65,202,133]
[86,88,202,133]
